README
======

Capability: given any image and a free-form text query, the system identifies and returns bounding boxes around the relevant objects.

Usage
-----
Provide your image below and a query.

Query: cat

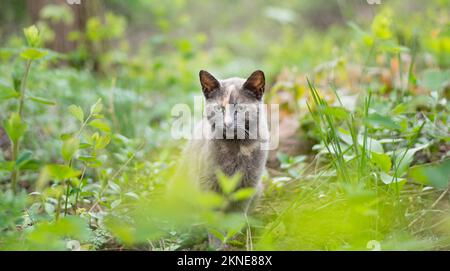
[183,70,269,214]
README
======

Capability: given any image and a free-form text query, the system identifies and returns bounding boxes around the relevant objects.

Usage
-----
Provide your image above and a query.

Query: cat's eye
[213,105,223,112]
[236,104,245,112]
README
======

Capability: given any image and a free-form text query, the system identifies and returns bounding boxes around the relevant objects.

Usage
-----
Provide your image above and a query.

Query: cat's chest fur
[183,120,268,194]
[211,140,266,189]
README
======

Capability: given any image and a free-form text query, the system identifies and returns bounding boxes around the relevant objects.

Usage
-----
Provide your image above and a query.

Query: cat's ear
[244,70,265,100]
[199,70,220,98]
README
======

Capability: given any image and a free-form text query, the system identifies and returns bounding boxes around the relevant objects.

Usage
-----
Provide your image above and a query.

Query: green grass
[0,0,449,251]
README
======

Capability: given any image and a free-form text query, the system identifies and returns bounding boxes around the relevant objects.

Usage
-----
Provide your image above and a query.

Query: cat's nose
[223,106,233,128]
[224,115,233,128]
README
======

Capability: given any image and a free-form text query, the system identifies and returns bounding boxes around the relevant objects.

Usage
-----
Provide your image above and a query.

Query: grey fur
[184,71,268,213]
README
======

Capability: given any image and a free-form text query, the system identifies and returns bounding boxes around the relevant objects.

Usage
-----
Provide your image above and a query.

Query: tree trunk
[26,0,103,53]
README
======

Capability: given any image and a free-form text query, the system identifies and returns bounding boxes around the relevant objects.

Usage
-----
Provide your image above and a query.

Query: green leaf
[3,113,27,144]
[90,98,103,115]
[357,135,383,153]
[0,161,15,171]
[17,159,40,170]
[276,152,289,164]
[379,172,406,189]
[111,199,121,209]
[198,193,224,209]
[391,103,409,115]
[371,12,392,40]
[88,119,111,133]
[77,155,96,163]
[62,137,79,162]
[217,171,242,195]
[20,48,47,60]
[231,187,256,201]
[104,216,135,246]
[365,113,401,131]
[78,142,92,149]
[23,25,42,47]
[68,105,84,122]
[77,155,102,168]
[338,130,384,153]
[94,134,111,150]
[408,159,450,189]
[28,95,56,105]
[371,152,391,172]
[419,69,450,93]
[393,143,430,177]
[15,150,33,169]
[325,106,349,120]
[60,132,75,140]
[207,228,225,242]
[0,82,19,101]
[125,192,139,200]
[46,164,81,181]
[27,216,91,250]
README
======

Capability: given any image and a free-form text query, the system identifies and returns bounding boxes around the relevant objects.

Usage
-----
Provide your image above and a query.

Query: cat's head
[199,70,266,140]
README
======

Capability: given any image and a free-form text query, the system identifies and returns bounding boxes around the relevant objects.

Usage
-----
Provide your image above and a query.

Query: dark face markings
[204,79,260,140]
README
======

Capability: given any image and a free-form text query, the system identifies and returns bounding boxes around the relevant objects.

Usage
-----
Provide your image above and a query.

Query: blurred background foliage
[0,0,449,250]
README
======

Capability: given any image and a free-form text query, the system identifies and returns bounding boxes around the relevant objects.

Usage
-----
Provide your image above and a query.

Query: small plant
[3,25,52,194]
[36,98,111,221]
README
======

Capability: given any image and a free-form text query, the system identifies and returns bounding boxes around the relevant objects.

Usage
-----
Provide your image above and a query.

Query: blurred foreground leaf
[408,159,450,189]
